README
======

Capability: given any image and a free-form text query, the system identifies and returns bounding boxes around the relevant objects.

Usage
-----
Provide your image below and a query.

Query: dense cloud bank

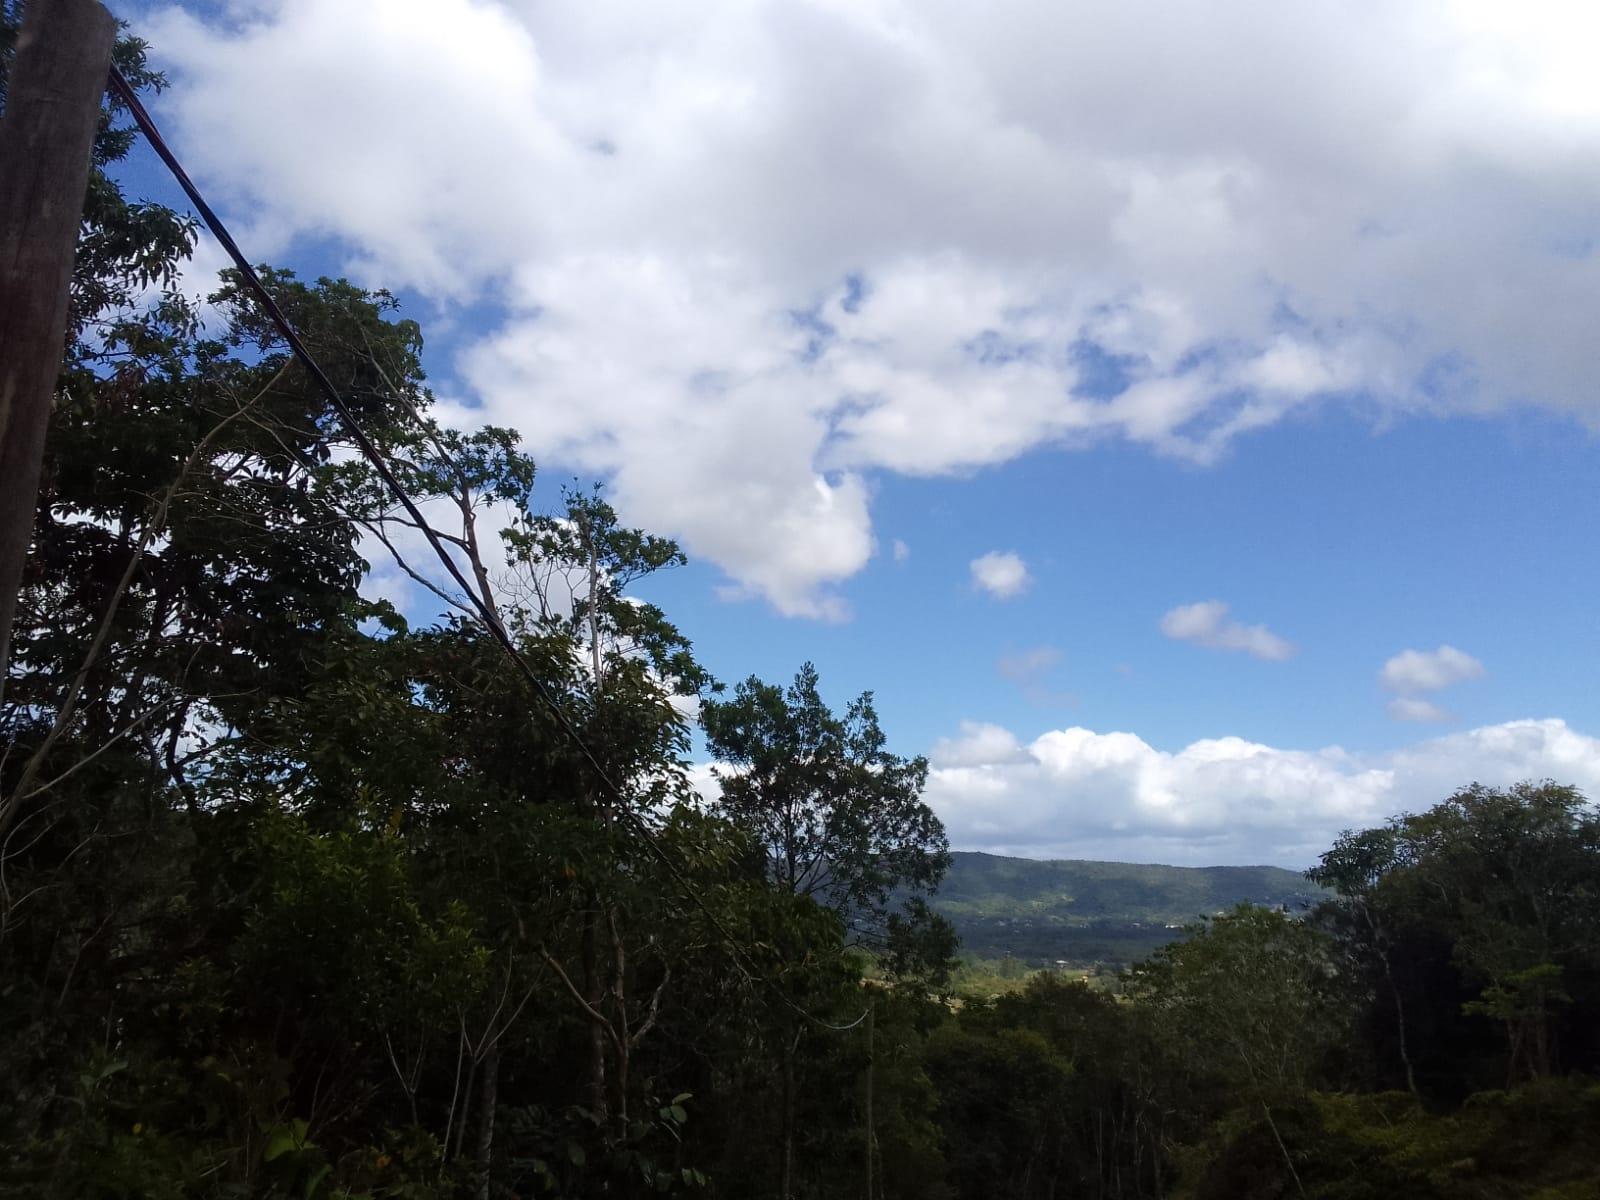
[148,0,1600,615]
[923,717,1600,866]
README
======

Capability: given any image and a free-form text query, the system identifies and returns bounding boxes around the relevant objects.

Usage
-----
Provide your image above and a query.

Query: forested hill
[933,851,1329,965]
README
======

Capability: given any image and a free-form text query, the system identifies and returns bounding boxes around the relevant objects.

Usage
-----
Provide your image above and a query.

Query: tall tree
[701,662,949,948]
[702,664,951,1199]
[1314,781,1600,1094]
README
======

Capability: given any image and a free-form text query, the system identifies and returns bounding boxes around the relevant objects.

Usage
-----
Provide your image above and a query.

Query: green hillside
[931,851,1329,967]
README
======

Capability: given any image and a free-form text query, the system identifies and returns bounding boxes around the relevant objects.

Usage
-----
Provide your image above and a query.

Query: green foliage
[8,22,1600,1200]
[1312,781,1600,1096]
[702,663,952,966]
[1178,1081,1600,1200]
[930,974,1176,1199]
[1128,905,1354,1095]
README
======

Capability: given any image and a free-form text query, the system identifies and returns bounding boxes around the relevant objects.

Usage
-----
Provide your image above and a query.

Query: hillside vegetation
[934,851,1328,965]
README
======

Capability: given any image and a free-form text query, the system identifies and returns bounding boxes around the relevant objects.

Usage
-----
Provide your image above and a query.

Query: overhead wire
[105,64,870,1033]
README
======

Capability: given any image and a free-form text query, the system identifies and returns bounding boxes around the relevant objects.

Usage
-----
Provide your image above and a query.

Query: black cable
[106,65,869,1032]
[105,64,647,809]
[106,75,516,663]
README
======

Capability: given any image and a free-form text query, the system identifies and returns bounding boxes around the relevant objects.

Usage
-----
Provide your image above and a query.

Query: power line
[105,65,869,1033]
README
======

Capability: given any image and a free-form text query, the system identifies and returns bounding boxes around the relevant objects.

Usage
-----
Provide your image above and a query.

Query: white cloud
[970,551,1031,600]
[930,720,1033,768]
[1381,645,1486,694]
[924,717,1600,866]
[892,538,911,564]
[1387,696,1452,723]
[145,0,1600,614]
[1159,600,1295,661]
[683,761,720,807]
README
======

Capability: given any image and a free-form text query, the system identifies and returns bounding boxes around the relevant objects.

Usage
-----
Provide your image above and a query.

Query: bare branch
[629,968,671,1049]
[1,368,287,836]
[539,944,626,1057]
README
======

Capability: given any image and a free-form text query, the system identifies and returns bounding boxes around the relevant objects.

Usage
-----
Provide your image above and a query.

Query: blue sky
[637,405,1600,754]
[112,0,1600,865]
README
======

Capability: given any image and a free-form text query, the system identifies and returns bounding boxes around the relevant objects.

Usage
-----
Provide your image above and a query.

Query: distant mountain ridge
[930,850,1329,967]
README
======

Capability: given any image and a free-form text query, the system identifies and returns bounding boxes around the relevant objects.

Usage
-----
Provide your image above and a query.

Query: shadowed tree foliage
[1311,781,1600,1098]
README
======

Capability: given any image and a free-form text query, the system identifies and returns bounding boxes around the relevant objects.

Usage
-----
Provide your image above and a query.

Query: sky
[110,0,1600,867]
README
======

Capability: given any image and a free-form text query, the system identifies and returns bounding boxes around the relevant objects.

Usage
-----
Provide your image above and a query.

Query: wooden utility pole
[0,0,117,695]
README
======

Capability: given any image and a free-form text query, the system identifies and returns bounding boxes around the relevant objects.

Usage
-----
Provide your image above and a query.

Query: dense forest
[4,29,1600,1200]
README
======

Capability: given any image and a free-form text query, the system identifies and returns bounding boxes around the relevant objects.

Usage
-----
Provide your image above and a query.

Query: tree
[701,664,950,1199]
[1313,782,1600,1094]
[701,662,949,952]
[1129,906,1350,1096]
[1128,906,1352,1196]
[1308,826,1420,1096]
[929,975,1175,1200]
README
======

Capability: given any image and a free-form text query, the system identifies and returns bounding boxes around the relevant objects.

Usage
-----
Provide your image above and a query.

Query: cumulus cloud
[144,0,1600,614]
[1381,645,1486,694]
[970,551,1031,600]
[930,721,1033,768]
[924,717,1600,866]
[1159,600,1295,661]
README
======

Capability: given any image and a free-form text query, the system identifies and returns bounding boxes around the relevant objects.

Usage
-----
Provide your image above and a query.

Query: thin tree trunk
[1506,1020,1524,1088]
[1094,1108,1105,1197]
[582,908,609,1124]
[1261,1102,1306,1200]
[863,1001,874,1200]
[451,1040,478,1162]
[611,911,630,1125]
[578,518,614,1130]
[475,1044,500,1200]
[780,1025,799,1200]
[1377,940,1419,1098]
[1152,1111,1166,1200]
[456,1064,478,1161]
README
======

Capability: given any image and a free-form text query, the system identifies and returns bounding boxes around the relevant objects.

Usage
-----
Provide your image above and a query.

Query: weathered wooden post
[0,0,117,697]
